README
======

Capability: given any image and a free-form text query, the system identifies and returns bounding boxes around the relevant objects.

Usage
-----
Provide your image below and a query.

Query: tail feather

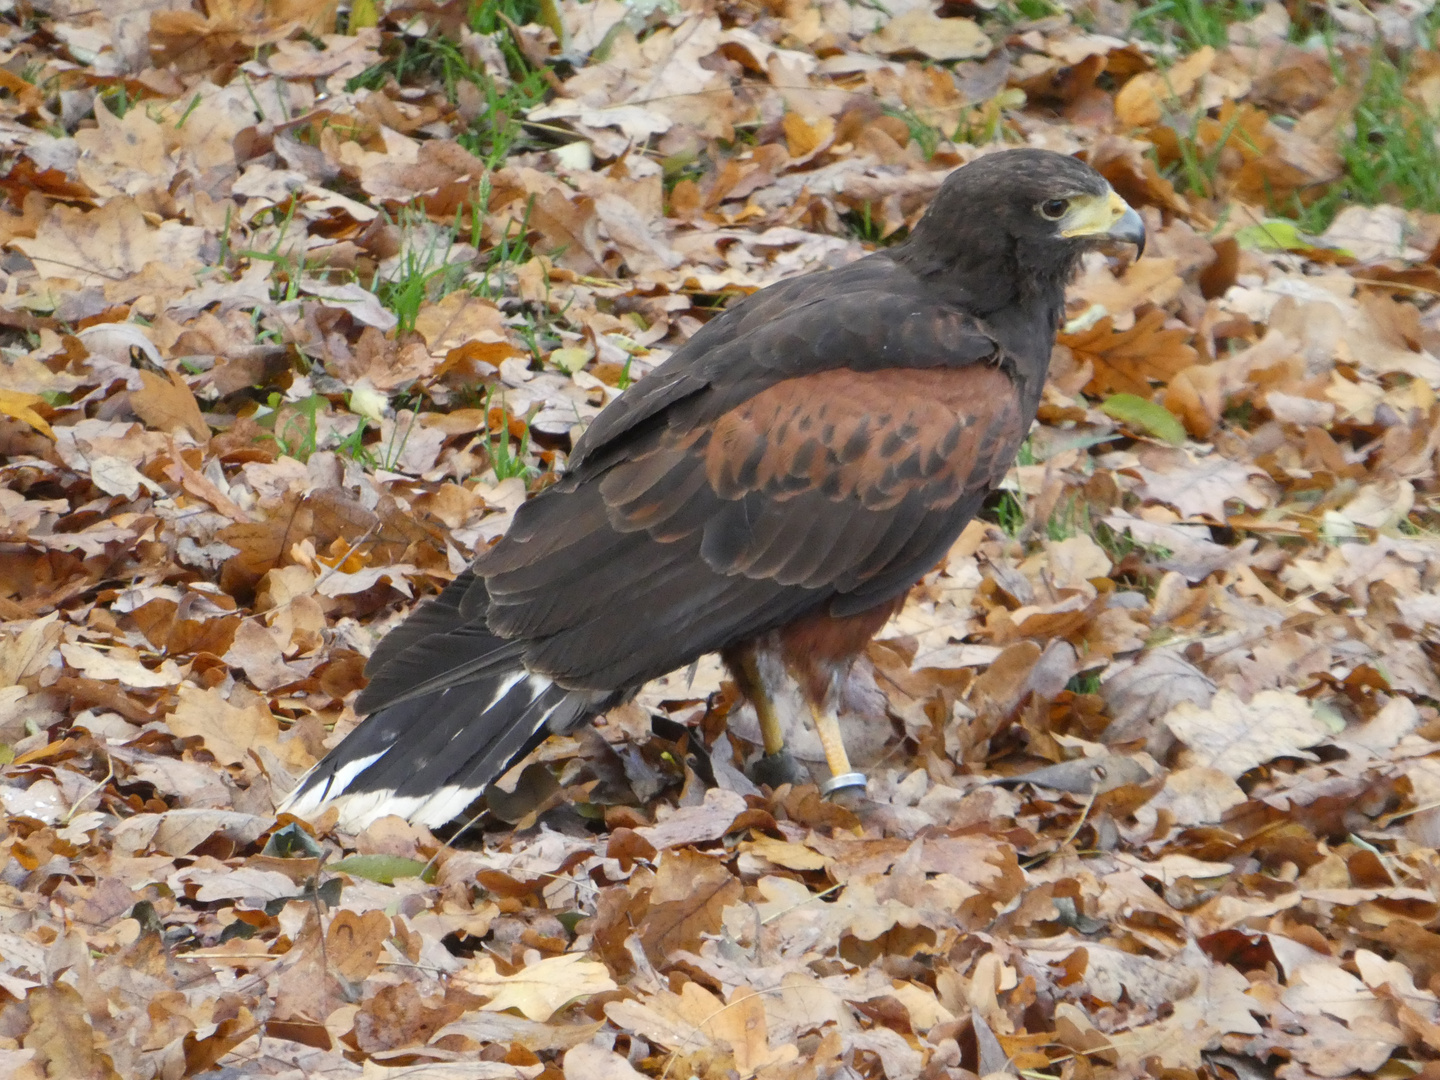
[282,665,596,831]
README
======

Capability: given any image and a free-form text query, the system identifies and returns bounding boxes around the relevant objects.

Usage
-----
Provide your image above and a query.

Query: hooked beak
[1061,189,1146,257]
[1108,204,1146,257]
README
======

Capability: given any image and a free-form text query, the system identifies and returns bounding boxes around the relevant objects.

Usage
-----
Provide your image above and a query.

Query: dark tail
[282,662,593,831]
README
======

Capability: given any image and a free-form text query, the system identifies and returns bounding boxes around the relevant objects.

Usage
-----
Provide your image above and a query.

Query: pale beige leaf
[868,12,990,61]
[563,1044,645,1080]
[60,642,183,689]
[1148,766,1247,825]
[165,684,312,769]
[1282,962,1386,1024]
[1164,689,1328,778]
[633,788,746,850]
[1133,448,1271,520]
[456,953,617,1022]
[13,197,205,287]
[0,613,63,687]
[73,99,174,198]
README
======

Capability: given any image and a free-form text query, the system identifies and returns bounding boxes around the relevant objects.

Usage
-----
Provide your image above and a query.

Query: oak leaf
[165,683,314,770]
[130,370,210,443]
[868,12,990,61]
[1131,447,1271,520]
[73,101,173,199]
[13,197,206,288]
[1061,309,1198,399]
[638,848,743,960]
[22,984,120,1080]
[1164,689,1329,779]
[455,953,617,1022]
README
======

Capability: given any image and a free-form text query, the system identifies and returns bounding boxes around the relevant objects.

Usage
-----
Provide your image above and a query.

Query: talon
[750,748,807,788]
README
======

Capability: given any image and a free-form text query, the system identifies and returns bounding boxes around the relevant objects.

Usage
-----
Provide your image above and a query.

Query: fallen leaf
[1100,393,1186,445]
[1115,47,1215,128]
[60,642,184,689]
[13,197,206,287]
[456,953,617,1023]
[22,984,120,1080]
[165,683,312,770]
[1147,766,1247,824]
[563,1043,646,1080]
[327,909,391,983]
[1062,309,1199,399]
[1164,689,1329,779]
[634,788,746,850]
[869,12,991,61]
[331,854,434,884]
[0,389,54,439]
[130,370,210,443]
[1132,448,1271,520]
[638,848,744,960]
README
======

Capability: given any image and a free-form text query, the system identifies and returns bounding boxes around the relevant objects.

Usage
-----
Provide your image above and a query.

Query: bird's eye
[1040,198,1070,220]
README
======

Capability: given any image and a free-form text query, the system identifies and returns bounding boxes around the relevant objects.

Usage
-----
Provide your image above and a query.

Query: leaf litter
[5,0,1440,1078]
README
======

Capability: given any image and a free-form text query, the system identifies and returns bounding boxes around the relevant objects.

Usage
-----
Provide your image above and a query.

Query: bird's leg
[722,645,806,787]
[813,671,866,798]
[751,675,786,759]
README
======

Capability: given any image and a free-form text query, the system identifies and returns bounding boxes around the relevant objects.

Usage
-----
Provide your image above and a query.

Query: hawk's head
[902,148,1146,301]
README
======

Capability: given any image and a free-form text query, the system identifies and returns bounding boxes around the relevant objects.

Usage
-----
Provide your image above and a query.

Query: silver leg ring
[820,772,867,797]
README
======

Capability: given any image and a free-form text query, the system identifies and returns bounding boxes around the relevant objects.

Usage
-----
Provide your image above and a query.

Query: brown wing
[479,362,1027,689]
[704,367,1023,511]
[366,250,1043,698]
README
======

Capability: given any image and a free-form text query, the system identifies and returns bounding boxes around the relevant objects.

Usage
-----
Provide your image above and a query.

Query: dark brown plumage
[284,148,1145,829]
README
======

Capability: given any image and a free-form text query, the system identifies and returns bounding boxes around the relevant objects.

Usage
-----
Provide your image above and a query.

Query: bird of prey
[283,148,1145,830]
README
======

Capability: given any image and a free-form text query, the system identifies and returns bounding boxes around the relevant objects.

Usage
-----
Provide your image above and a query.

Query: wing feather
[375,255,1035,696]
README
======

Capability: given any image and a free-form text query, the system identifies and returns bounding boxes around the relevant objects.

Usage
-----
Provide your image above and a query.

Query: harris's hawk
[284,148,1145,829]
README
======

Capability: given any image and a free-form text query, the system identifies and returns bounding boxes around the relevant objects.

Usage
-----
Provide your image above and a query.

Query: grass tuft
[347,0,553,170]
[1130,0,1263,52]
[1287,46,1440,232]
[374,210,472,333]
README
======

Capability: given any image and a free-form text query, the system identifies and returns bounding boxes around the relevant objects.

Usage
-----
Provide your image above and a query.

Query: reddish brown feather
[721,592,903,736]
[703,366,1026,510]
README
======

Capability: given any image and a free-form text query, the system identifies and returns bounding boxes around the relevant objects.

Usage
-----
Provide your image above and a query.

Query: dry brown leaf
[13,198,206,287]
[22,984,120,1080]
[166,683,313,770]
[327,909,391,983]
[130,371,211,443]
[1115,47,1215,128]
[456,953,618,1022]
[638,848,744,960]
[1061,309,1199,399]
[1165,689,1329,779]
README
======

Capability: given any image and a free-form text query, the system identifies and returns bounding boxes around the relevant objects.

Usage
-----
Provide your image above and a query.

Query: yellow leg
[729,649,786,755]
[809,700,866,797]
[723,647,806,788]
